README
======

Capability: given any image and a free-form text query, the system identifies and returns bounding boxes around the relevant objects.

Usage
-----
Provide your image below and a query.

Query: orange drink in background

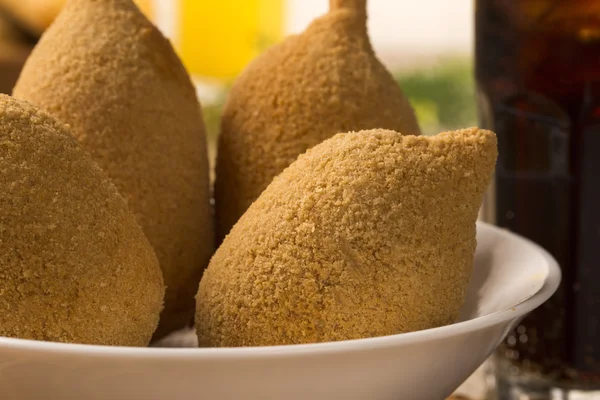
[144,0,285,83]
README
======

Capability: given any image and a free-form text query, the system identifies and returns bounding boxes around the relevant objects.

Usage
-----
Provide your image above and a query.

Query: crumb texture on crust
[0,95,164,346]
[214,1,421,243]
[198,128,497,347]
[13,0,214,339]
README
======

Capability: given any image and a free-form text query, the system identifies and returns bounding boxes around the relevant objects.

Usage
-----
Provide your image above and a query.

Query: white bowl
[0,222,560,400]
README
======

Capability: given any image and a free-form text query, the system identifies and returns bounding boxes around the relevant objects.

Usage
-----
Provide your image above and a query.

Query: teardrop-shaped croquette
[214,0,420,243]
[0,95,164,346]
[13,0,214,339]
[198,128,497,347]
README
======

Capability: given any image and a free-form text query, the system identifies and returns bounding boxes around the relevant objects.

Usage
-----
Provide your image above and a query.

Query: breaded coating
[0,95,164,346]
[197,128,497,347]
[13,0,214,339]
[214,0,421,243]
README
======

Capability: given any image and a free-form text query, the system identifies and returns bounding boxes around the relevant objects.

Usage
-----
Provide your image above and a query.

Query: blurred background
[0,0,476,158]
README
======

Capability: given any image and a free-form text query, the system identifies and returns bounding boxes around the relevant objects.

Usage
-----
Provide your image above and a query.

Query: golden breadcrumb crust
[214,0,421,243]
[0,94,164,346]
[13,0,214,339]
[198,128,497,347]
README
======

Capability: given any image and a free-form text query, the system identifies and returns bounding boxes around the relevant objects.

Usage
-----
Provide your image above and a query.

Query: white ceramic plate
[0,222,560,400]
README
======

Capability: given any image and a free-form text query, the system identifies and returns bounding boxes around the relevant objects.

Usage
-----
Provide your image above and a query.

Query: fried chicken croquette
[13,0,214,340]
[214,0,421,243]
[198,128,497,347]
[0,94,164,346]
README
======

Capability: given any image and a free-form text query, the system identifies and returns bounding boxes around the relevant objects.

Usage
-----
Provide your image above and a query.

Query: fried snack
[0,95,164,346]
[214,0,421,243]
[13,0,214,339]
[197,128,497,347]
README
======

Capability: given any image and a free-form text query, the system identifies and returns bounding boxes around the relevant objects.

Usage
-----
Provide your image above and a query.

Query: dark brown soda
[476,0,600,385]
